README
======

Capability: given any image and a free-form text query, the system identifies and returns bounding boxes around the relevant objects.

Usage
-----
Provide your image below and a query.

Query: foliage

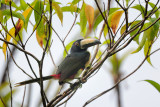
[0,0,160,107]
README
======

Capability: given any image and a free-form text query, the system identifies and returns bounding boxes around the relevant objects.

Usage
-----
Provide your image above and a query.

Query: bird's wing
[56,52,90,82]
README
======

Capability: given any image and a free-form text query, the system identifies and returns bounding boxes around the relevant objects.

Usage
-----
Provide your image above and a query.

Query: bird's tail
[15,75,53,86]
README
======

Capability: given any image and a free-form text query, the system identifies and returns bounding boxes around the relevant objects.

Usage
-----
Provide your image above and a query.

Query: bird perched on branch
[16,38,101,86]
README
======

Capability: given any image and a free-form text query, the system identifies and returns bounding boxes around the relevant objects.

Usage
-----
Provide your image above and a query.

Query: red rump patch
[51,74,76,79]
[51,74,61,79]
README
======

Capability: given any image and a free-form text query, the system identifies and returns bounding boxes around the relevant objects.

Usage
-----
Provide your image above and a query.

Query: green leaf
[144,80,160,93]
[148,2,159,18]
[126,0,130,6]
[52,2,63,24]
[72,0,81,4]
[144,40,152,65]
[61,6,80,13]
[0,10,3,22]
[96,50,102,60]
[34,1,44,36]
[2,9,25,24]
[80,3,87,36]
[120,24,127,35]
[34,1,43,25]
[146,18,159,41]
[63,40,75,58]
[0,0,1,8]
[103,24,108,36]
[130,20,141,44]
[132,5,145,18]
[132,29,147,54]
[20,0,28,11]
[93,8,120,31]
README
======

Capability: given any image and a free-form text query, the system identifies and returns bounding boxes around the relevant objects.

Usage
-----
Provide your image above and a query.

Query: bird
[16,38,101,86]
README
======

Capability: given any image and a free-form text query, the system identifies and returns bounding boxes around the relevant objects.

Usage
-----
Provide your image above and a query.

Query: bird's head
[71,38,101,53]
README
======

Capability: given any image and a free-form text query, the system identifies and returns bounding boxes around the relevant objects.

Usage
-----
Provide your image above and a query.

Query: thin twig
[6,54,13,107]
[56,90,77,107]
[83,44,157,107]
[21,85,26,107]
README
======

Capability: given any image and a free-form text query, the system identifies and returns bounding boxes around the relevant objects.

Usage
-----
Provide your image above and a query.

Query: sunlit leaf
[52,1,63,24]
[63,40,75,58]
[93,8,120,31]
[20,0,28,11]
[108,10,124,34]
[144,40,152,65]
[103,24,108,36]
[85,4,94,30]
[80,3,87,36]
[132,5,145,18]
[120,24,126,35]
[2,27,15,60]
[24,7,33,31]
[96,50,102,60]
[144,80,160,93]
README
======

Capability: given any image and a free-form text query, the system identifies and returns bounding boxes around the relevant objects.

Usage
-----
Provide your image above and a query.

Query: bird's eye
[75,42,79,46]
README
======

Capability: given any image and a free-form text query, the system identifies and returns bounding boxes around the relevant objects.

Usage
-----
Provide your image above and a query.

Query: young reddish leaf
[108,10,124,34]
[52,1,63,24]
[2,27,15,60]
[15,19,23,36]
[85,4,94,30]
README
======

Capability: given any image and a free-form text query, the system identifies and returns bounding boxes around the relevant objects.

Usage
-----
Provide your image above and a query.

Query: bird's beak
[80,38,101,49]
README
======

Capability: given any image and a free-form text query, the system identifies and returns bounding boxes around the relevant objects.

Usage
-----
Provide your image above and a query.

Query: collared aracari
[16,38,101,86]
